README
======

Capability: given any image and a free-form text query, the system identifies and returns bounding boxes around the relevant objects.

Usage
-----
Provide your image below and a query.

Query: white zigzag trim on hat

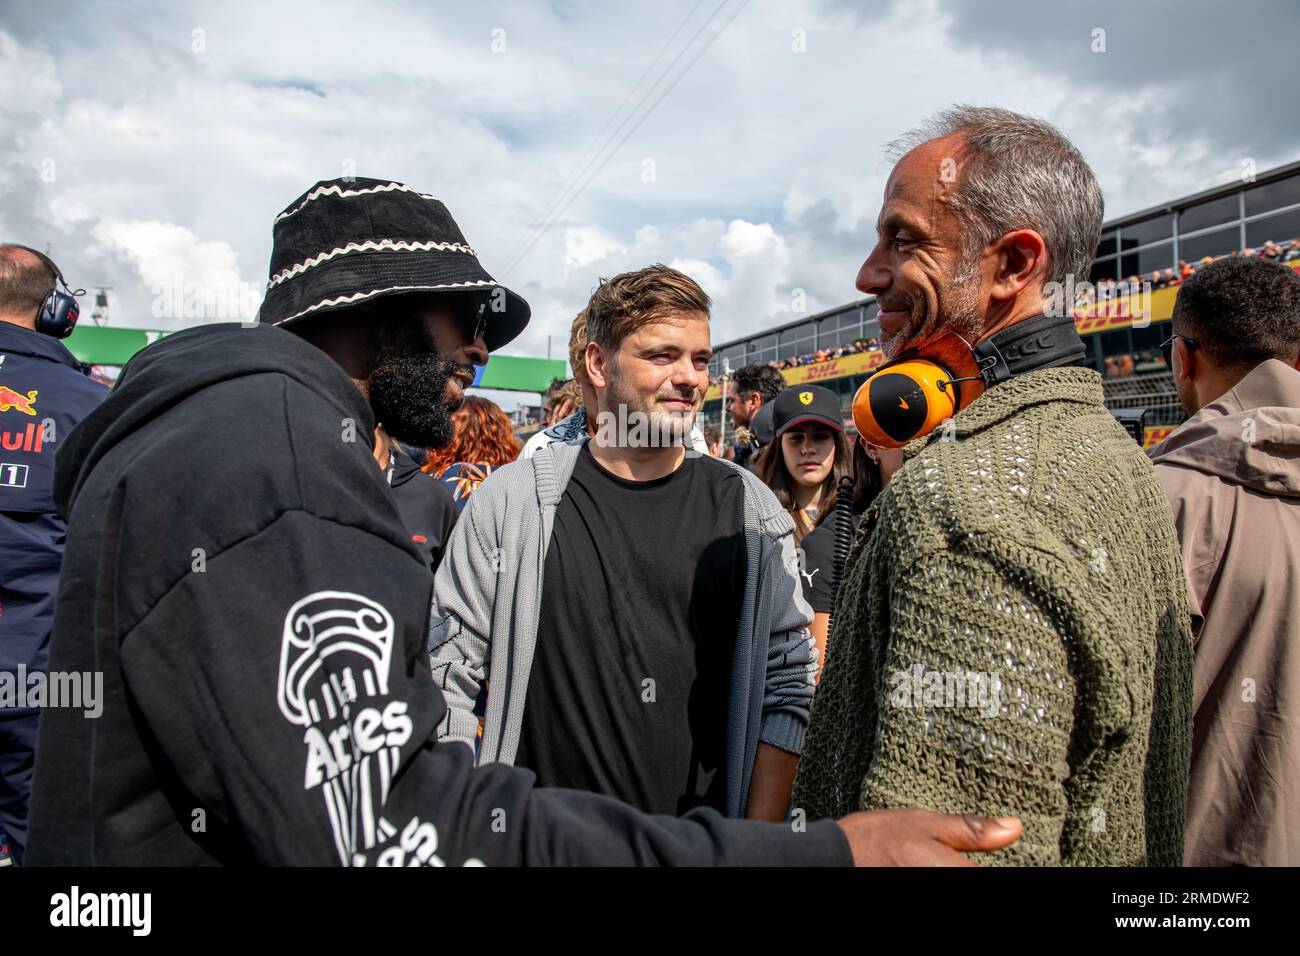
[274,182,439,222]
[266,239,478,291]
[276,281,500,324]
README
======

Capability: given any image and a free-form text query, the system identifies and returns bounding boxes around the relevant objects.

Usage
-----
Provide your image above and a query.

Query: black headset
[12,245,83,339]
[853,312,1088,448]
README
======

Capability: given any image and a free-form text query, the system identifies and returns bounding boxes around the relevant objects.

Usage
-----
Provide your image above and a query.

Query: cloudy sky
[2,0,1297,406]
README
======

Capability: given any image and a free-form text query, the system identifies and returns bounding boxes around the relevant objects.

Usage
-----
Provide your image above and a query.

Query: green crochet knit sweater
[794,367,1193,866]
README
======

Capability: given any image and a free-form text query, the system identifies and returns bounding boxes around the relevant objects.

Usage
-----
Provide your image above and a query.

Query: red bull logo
[0,385,38,416]
[0,422,45,452]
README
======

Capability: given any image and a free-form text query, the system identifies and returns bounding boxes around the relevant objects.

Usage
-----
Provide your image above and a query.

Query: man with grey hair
[794,106,1194,866]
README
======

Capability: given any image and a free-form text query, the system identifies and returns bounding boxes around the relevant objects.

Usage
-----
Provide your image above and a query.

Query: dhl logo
[1143,425,1174,448]
[0,385,39,416]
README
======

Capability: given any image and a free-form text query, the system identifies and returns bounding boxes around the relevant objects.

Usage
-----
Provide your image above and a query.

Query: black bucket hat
[257,177,530,351]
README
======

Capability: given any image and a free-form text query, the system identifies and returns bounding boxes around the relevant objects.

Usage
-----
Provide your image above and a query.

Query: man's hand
[835,809,1023,866]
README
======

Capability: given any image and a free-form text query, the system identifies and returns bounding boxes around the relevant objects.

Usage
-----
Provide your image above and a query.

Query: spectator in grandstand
[1259,239,1284,262]
[793,106,1193,866]
[1148,256,1300,866]
[431,264,818,824]
[422,395,521,513]
[1179,260,1194,281]
[1285,239,1300,262]
[727,362,786,471]
[0,245,106,866]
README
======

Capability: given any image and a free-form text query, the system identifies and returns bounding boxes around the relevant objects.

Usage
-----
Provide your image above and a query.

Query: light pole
[719,357,731,447]
[89,287,113,326]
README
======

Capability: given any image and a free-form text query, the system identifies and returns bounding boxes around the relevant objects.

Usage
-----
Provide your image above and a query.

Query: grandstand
[702,159,1300,447]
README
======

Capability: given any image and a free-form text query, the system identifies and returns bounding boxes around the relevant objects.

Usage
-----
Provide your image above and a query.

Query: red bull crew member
[0,245,106,865]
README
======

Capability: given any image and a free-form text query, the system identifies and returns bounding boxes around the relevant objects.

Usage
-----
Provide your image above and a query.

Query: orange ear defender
[851,312,1091,449]
[851,359,959,449]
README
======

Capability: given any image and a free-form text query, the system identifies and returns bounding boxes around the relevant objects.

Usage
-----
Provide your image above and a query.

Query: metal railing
[1101,370,1184,427]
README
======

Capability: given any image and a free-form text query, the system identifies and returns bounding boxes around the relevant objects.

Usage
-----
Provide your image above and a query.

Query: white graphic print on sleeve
[277,590,477,866]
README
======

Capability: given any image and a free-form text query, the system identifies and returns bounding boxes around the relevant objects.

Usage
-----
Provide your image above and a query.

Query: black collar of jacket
[0,321,91,374]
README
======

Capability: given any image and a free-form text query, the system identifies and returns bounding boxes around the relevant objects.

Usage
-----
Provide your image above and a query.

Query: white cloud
[91,219,257,327]
[0,0,1295,412]
[563,225,623,270]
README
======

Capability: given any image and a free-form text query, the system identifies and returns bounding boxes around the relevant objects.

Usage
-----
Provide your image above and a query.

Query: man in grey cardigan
[431,265,816,820]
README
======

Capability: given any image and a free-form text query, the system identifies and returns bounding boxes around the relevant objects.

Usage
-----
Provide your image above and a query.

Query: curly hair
[421,396,522,477]
[1174,256,1300,374]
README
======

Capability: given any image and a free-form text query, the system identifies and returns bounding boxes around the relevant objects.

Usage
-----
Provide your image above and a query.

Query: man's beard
[367,327,463,450]
[603,360,697,447]
[879,257,983,359]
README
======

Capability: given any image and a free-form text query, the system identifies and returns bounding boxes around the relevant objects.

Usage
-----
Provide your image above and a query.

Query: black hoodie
[25,323,849,866]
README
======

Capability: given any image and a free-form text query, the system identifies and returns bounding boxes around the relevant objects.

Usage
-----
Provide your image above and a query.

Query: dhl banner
[1143,425,1174,448]
[706,262,1299,403]
[706,290,1172,402]
[707,349,888,402]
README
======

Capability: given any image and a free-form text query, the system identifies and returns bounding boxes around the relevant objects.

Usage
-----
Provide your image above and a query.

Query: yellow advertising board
[706,349,887,402]
[706,262,1299,402]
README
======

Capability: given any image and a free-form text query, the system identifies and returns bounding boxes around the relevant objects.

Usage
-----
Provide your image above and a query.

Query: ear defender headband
[852,312,1087,448]
[15,245,83,339]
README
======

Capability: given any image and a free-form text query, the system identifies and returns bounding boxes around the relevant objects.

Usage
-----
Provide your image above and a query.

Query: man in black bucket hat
[256,177,528,566]
[26,178,1023,866]
[260,177,530,452]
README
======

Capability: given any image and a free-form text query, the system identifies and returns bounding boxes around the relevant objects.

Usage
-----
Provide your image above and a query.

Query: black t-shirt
[514,444,747,815]
[797,512,861,614]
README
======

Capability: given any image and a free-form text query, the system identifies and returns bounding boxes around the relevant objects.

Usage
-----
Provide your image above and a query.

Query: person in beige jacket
[1149,255,1300,866]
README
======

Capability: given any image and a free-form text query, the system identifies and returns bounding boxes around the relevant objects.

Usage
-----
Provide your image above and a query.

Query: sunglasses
[1159,333,1196,367]
[454,299,489,346]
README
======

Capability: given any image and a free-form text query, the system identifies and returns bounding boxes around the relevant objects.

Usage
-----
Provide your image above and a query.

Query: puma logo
[801,566,819,588]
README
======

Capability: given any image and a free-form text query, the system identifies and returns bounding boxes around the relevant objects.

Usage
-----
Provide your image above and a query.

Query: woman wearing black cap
[758,385,850,539]
[757,385,850,669]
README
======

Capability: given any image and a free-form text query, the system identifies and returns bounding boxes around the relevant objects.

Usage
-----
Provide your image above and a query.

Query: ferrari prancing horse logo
[798,391,813,406]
